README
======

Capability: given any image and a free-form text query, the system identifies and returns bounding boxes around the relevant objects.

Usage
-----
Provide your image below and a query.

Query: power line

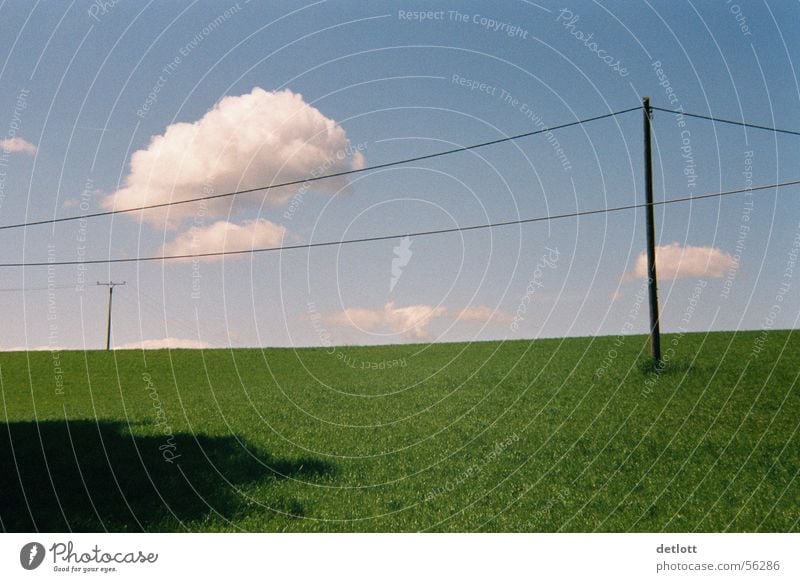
[0,104,794,236]
[0,107,642,233]
[3,178,797,269]
[651,106,800,137]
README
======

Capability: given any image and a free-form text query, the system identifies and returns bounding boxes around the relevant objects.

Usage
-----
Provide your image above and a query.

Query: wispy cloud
[115,337,211,350]
[0,137,37,155]
[1,345,65,352]
[455,305,514,324]
[161,218,287,260]
[326,301,447,339]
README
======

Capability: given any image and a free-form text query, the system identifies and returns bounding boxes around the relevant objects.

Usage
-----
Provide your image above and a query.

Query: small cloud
[103,87,364,227]
[625,242,735,281]
[1,345,66,352]
[115,337,211,350]
[326,300,446,339]
[455,305,514,324]
[161,218,287,260]
[0,137,37,155]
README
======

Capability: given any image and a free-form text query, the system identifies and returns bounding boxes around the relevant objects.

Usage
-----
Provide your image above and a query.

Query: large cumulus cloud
[104,87,364,227]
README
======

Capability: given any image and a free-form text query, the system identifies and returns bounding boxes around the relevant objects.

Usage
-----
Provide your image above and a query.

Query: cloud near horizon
[455,305,514,324]
[115,337,211,350]
[0,336,211,351]
[1,137,37,155]
[625,242,736,281]
[103,87,364,227]
[325,303,514,339]
[161,218,287,260]
[326,301,447,340]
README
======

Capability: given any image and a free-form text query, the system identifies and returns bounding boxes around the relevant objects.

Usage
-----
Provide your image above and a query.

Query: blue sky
[0,0,798,350]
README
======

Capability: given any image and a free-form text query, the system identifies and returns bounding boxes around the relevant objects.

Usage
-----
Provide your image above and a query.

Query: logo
[390,236,413,292]
[20,542,45,570]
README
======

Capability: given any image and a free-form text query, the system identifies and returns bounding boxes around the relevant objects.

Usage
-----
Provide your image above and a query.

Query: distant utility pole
[642,97,662,364]
[97,281,125,351]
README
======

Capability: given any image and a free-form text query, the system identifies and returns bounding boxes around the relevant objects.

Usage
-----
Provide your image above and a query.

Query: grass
[1,330,798,532]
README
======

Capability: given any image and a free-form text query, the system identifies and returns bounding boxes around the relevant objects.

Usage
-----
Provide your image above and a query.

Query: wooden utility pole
[642,97,661,364]
[97,281,125,351]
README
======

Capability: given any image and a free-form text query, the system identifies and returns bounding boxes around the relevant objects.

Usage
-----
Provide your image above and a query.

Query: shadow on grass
[637,357,694,376]
[0,420,334,532]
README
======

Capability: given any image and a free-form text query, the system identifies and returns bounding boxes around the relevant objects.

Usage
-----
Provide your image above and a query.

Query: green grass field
[1,330,798,532]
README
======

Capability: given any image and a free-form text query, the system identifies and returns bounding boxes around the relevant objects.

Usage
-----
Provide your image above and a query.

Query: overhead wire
[0,107,642,233]
[650,106,800,137]
[1,102,798,270]
[3,178,797,268]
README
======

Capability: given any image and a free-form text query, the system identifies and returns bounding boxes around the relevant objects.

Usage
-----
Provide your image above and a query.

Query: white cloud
[103,87,365,226]
[455,305,514,324]
[626,242,736,281]
[326,301,447,339]
[1,338,211,350]
[115,337,211,350]
[161,218,287,260]
[1,345,66,352]
[0,137,37,155]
